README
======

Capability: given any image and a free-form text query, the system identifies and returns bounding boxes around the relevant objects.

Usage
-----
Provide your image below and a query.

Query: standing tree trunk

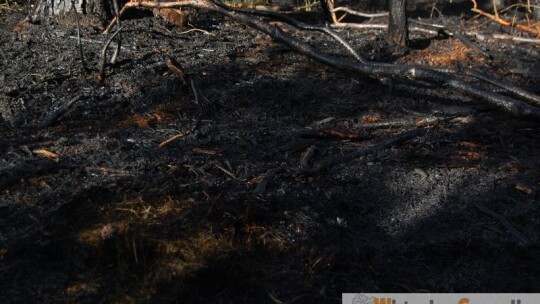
[30,0,114,22]
[387,0,408,48]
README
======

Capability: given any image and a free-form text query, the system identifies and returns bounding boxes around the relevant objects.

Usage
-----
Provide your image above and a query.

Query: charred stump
[387,0,408,48]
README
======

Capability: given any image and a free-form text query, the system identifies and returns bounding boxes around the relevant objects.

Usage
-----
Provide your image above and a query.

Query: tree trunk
[31,0,113,21]
[387,0,408,48]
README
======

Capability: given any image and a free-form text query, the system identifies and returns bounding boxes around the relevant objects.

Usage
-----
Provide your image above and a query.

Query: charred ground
[1,3,540,303]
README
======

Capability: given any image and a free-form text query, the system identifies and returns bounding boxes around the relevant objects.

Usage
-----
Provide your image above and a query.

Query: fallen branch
[107,0,540,119]
[38,95,82,128]
[471,0,540,37]
[458,65,540,107]
[488,33,540,44]
[33,149,60,162]
[215,163,245,181]
[357,115,459,130]
[97,26,123,81]
[331,7,388,19]
[330,22,440,36]
[209,1,365,62]
[298,129,372,141]
[302,128,423,174]
[475,202,530,246]
[158,123,198,148]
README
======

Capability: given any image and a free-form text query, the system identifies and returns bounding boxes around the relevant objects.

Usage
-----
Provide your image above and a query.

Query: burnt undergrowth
[1,5,540,303]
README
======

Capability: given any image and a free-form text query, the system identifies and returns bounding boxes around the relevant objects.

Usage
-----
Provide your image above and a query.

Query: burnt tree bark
[31,0,114,21]
[387,0,408,47]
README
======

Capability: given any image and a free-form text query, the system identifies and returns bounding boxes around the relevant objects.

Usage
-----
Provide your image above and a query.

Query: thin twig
[158,122,198,148]
[178,28,215,35]
[159,60,203,148]
[111,0,122,64]
[302,128,423,174]
[471,32,540,44]
[471,0,540,36]
[331,22,440,35]
[166,56,188,87]
[331,7,388,18]
[211,1,365,62]
[215,163,245,181]
[98,26,123,81]
[190,79,200,105]
[38,95,82,129]
[475,202,530,246]
[298,129,371,140]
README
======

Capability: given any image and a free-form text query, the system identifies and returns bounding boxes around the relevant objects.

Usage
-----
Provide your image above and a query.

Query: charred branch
[301,127,423,174]
[104,0,540,120]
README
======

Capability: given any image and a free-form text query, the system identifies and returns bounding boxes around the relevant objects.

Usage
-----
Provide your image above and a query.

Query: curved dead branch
[105,0,540,119]
[98,26,123,81]
[211,1,365,62]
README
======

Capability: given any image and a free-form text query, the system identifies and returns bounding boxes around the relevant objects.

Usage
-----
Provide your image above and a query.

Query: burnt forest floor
[1,3,540,303]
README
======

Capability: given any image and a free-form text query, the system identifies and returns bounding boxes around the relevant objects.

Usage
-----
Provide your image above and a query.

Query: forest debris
[515,183,536,196]
[178,28,214,36]
[362,113,383,123]
[32,149,60,162]
[300,145,316,169]
[166,56,188,87]
[311,117,335,126]
[97,26,123,81]
[66,282,100,296]
[457,151,484,160]
[331,7,388,19]
[105,0,540,119]
[38,95,82,129]
[278,139,317,154]
[158,123,197,148]
[302,128,423,174]
[298,129,371,141]
[71,1,88,73]
[192,147,220,155]
[215,163,244,181]
[85,167,131,177]
[253,167,284,195]
[153,8,188,27]
[110,0,122,64]
[458,66,540,107]
[438,25,492,59]
[471,0,540,36]
[475,203,530,246]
